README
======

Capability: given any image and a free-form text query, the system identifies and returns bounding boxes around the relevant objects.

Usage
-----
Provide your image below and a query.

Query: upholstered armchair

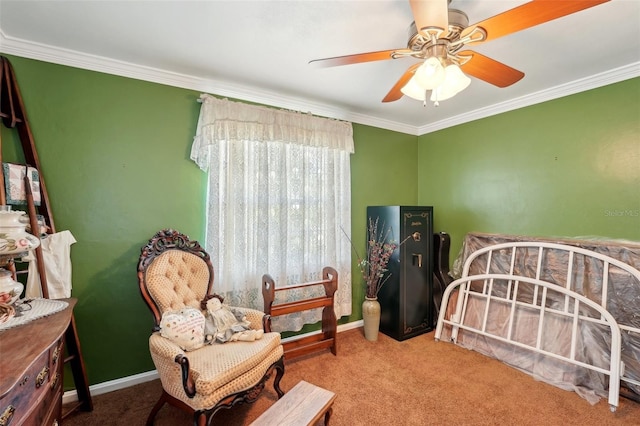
[137,229,285,425]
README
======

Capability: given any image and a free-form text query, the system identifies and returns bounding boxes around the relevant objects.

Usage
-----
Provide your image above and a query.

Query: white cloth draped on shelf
[25,230,77,299]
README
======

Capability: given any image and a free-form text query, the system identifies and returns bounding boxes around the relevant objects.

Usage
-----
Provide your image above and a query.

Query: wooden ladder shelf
[0,55,93,418]
[262,266,338,360]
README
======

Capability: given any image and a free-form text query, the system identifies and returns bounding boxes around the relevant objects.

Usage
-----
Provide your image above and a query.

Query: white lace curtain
[191,94,354,331]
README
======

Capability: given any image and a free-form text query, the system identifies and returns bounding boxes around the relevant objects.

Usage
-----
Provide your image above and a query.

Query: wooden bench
[250,380,336,426]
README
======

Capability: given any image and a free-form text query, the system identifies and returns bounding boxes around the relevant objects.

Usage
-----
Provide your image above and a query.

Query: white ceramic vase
[0,269,23,305]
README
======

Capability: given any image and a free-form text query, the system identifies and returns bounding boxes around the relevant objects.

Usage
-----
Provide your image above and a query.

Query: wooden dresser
[0,298,75,426]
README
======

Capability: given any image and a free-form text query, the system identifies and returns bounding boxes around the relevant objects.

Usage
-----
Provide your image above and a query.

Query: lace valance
[191,94,354,171]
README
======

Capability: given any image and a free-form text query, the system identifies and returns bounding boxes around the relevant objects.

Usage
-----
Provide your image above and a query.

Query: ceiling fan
[310,0,610,106]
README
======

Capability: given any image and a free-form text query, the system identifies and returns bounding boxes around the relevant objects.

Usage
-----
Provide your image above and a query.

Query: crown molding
[417,62,640,135]
[0,30,419,135]
[1,29,638,137]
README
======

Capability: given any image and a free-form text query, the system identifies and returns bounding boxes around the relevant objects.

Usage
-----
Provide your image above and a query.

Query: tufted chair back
[137,229,213,330]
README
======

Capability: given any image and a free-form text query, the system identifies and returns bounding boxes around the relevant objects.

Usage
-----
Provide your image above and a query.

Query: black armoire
[367,206,433,341]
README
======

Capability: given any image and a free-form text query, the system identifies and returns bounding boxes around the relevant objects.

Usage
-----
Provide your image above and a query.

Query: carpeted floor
[63,328,640,425]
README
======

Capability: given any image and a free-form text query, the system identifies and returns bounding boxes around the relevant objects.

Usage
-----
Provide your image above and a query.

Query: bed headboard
[460,241,640,329]
[454,232,640,272]
[454,233,640,330]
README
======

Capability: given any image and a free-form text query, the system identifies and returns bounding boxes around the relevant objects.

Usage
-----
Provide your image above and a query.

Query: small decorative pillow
[159,308,206,351]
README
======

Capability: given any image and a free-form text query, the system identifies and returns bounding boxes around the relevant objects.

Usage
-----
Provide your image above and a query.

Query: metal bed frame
[435,241,640,412]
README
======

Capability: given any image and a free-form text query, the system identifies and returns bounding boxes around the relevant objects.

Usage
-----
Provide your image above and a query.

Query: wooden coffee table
[250,380,336,426]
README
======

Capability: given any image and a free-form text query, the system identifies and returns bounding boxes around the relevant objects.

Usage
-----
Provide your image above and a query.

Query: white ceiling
[0,0,639,135]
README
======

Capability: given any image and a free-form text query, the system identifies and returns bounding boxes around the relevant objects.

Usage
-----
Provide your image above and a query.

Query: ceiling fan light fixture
[400,75,426,101]
[430,63,471,103]
[312,0,611,106]
[414,56,445,89]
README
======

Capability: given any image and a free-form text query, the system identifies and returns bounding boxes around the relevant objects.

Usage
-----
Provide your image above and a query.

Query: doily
[0,298,69,331]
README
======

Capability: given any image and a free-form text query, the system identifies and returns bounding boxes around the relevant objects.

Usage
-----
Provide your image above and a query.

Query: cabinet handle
[35,366,49,388]
[52,344,61,365]
[51,372,60,390]
[0,405,15,426]
[412,253,423,268]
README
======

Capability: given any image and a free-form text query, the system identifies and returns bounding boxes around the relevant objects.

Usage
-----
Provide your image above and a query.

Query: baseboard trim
[62,320,364,404]
[62,369,159,405]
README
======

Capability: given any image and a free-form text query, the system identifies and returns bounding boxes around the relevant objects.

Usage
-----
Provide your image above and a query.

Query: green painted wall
[0,55,418,385]
[417,78,640,263]
[1,56,206,384]
[349,125,418,319]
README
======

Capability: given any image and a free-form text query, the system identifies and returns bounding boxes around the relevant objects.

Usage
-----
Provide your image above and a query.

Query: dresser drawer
[0,338,64,426]
[21,385,62,426]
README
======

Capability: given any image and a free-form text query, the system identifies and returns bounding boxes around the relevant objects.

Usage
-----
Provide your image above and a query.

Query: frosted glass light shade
[400,75,426,101]
[414,57,445,90]
[430,64,471,102]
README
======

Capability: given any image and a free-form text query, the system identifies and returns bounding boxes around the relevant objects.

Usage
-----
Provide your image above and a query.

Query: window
[191,95,353,331]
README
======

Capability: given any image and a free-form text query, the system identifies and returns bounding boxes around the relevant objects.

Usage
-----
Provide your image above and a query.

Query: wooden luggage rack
[262,266,338,360]
[0,55,93,418]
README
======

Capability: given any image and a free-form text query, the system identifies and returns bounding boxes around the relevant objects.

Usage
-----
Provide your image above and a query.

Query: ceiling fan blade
[309,49,404,67]
[410,0,449,36]
[462,0,609,44]
[458,51,524,88]
[382,63,421,103]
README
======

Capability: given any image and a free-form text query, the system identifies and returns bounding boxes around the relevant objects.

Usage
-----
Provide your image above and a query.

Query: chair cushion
[150,330,283,410]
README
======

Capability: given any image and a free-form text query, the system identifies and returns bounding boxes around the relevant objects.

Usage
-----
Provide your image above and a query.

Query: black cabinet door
[367,206,433,341]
